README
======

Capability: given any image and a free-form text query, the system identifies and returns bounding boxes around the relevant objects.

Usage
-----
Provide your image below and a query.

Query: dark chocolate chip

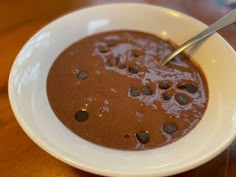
[99,46,109,53]
[136,131,150,144]
[114,56,120,65]
[175,93,190,105]
[142,86,153,95]
[118,64,126,69]
[130,87,141,97]
[177,82,198,94]
[162,122,178,134]
[128,66,139,74]
[106,60,113,67]
[77,71,88,80]
[185,83,198,93]
[163,92,171,100]
[159,82,170,89]
[75,110,89,122]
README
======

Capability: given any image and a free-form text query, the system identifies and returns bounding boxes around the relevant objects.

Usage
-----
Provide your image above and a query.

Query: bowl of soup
[8,3,236,177]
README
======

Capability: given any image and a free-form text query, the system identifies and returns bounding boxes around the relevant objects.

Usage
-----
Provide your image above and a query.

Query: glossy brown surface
[47,30,208,150]
[1,0,236,176]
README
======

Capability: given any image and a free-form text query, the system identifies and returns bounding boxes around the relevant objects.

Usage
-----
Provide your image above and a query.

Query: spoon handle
[160,9,236,66]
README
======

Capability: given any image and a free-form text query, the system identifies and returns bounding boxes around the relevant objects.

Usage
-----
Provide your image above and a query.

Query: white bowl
[8,3,236,177]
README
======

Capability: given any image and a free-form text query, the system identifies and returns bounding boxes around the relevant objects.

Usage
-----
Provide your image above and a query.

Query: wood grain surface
[1,1,236,177]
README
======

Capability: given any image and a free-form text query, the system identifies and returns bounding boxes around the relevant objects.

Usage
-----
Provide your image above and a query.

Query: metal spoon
[160,9,236,66]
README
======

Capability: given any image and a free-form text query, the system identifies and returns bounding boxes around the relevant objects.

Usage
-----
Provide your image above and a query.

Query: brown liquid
[47,30,208,150]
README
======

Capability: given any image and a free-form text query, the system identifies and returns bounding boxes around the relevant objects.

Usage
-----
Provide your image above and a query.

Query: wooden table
[1,1,236,176]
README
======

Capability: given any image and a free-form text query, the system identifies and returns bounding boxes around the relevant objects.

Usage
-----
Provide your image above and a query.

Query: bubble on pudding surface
[136,111,144,118]
[99,107,110,117]
[85,97,93,106]
[85,97,93,103]
[73,69,79,75]
[110,88,117,93]
[101,107,109,112]
[104,100,109,105]
[95,70,100,75]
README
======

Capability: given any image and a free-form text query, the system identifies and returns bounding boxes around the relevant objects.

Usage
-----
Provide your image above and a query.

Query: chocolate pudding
[46,30,208,150]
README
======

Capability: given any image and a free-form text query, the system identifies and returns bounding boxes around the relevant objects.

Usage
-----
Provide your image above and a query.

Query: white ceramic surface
[8,3,236,177]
